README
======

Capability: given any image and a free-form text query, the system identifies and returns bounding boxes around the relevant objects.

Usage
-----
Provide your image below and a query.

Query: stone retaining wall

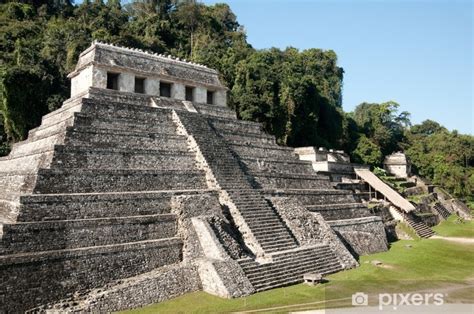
[0,239,183,312]
[63,265,201,312]
[329,217,388,256]
[1,215,177,253]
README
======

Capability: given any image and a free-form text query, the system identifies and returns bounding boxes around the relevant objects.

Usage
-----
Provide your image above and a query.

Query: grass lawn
[122,238,474,313]
[433,215,474,238]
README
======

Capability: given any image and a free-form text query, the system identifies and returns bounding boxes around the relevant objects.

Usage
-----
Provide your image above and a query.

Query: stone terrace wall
[0,238,182,312]
[329,217,388,256]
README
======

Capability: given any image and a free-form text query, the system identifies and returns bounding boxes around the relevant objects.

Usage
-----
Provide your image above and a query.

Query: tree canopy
[0,0,472,200]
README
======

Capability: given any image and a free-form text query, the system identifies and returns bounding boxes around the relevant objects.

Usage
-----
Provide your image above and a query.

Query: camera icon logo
[352,292,369,306]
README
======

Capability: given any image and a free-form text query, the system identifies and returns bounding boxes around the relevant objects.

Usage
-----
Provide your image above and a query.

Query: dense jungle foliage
[0,0,472,200]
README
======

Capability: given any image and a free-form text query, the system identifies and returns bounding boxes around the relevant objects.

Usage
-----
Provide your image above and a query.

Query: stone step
[73,111,175,130]
[257,234,297,243]
[87,87,152,107]
[307,202,366,210]
[7,132,66,159]
[231,198,266,204]
[33,169,207,194]
[220,185,254,191]
[0,151,55,174]
[237,245,342,291]
[241,212,282,221]
[17,190,208,222]
[306,203,372,220]
[266,189,358,205]
[220,185,253,191]
[0,237,183,313]
[252,228,295,237]
[250,225,295,235]
[260,242,298,252]
[212,169,246,174]
[28,117,74,142]
[251,259,337,280]
[244,254,337,279]
[253,264,342,291]
[40,96,84,127]
[241,158,314,175]
[227,189,262,194]
[208,116,263,133]
[64,127,188,150]
[79,97,175,121]
[1,214,177,254]
[249,225,291,235]
[193,103,237,119]
[212,123,265,137]
[434,203,451,219]
[238,246,329,267]
[238,208,279,216]
[253,172,331,181]
[39,263,199,313]
[254,172,333,190]
[235,151,300,162]
[271,246,331,262]
[50,145,196,170]
[234,202,276,215]
[239,211,280,219]
[249,219,292,229]
[230,199,267,204]
[216,179,250,186]
[215,176,249,183]
[219,131,276,145]
[232,202,269,208]
[400,211,435,238]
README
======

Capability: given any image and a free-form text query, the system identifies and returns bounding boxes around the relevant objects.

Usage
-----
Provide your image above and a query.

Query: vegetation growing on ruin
[0,0,472,200]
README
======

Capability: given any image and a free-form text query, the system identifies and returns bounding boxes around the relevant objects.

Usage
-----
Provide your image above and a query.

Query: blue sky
[203,0,473,134]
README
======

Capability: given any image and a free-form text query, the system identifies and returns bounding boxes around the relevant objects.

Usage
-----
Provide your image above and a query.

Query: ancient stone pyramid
[0,42,388,312]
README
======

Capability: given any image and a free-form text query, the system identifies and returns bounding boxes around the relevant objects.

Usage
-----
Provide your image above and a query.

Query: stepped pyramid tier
[0,43,387,312]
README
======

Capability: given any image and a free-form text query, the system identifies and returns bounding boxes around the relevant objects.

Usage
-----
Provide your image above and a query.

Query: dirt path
[431,235,474,244]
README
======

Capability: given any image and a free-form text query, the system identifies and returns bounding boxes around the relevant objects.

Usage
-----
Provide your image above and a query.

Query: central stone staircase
[238,244,342,291]
[204,112,388,256]
[175,107,355,289]
[176,112,298,254]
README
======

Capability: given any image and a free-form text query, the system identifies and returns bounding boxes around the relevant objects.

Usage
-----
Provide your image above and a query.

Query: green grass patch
[467,201,474,211]
[121,239,474,313]
[376,175,408,194]
[406,194,429,204]
[433,215,474,238]
[416,212,435,217]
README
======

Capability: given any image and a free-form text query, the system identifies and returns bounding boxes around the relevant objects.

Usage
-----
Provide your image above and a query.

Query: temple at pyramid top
[68,41,228,106]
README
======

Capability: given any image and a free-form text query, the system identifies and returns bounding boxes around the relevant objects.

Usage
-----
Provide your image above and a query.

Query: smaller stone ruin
[384,152,411,178]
